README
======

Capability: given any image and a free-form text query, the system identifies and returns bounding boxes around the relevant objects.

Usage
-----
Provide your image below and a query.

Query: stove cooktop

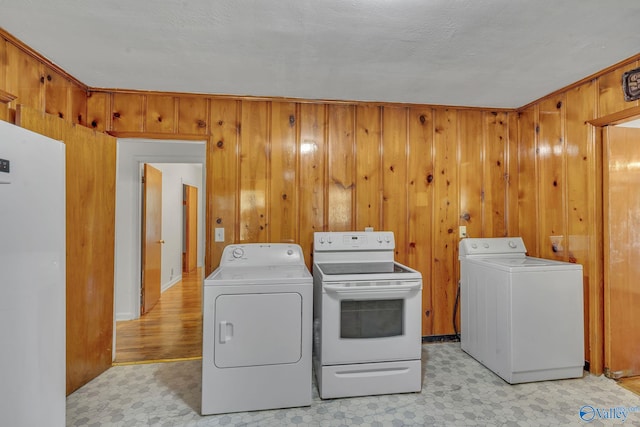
[316,262,414,276]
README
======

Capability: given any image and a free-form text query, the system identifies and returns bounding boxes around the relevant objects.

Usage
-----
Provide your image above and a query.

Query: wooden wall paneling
[432,108,459,335]
[598,61,639,117]
[269,101,298,243]
[506,112,519,236]
[355,105,382,231]
[178,96,208,135]
[537,96,566,260]
[5,43,43,112]
[111,92,144,132]
[16,106,116,395]
[483,112,508,236]
[44,66,71,120]
[239,100,269,242]
[65,126,116,394]
[298,103,326,267]
[207,99,239,273]
[382,106,409,262]
[565,82,596,363]
[146,94,176,133]
[516,108,539,255]
[457,110,484,239]
[86,91,111,132]
[407,107,435,335]
[326,104,356,231]
[70,85,88,126]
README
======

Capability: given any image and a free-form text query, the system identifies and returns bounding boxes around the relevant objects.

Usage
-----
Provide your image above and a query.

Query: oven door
[319,280,422,365]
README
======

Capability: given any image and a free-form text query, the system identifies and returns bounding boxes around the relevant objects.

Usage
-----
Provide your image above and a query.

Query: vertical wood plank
[178,96,208,135]
[0,38,6,93]
[44,67,70,121]
[517,107,539,255]
[506,112,519,237]
[270,101,298,243]
[298,103,326,267]
[208,99,239,273]
[146,95,176,133]
[408,107,434,335]
[239,100,269,242]
[86,91,110,132]
[432,108,459,335]
[457,110,484,238]
[382,106,408,262]
[537,96,566,260]
[483,111,508,237]
[70,85,87,126]
[112,93,144,132]
[355,105,382,231]
[566,81,596,363]
[5,43,43,111]
[327,104,355,231]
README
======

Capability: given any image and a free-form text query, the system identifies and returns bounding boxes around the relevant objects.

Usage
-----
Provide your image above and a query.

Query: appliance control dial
[319,237,325,244]
[508,240,517,248]
[287,249,293,255]
[471,243,478,249]
[327,236,333,244]
[483,243,490,248]
[232,247,244,258]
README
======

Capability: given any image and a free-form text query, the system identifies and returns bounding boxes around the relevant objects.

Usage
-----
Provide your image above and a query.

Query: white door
[214,292,302,368]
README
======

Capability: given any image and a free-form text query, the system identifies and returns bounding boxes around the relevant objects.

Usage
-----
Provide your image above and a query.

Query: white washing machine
[201,243,313,415]
[459,237,584,384]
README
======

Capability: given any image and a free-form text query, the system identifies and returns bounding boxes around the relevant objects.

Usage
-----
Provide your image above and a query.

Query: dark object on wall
[622,67,640,101]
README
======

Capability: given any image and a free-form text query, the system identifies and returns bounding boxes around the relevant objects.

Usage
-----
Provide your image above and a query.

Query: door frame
[587,105,640,375]
[113,138,206,360]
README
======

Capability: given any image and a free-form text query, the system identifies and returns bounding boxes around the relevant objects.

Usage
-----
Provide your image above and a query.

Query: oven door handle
[323,283,422,293]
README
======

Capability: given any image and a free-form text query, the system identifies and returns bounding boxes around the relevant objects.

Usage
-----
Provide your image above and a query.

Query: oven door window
[340,299,404,338]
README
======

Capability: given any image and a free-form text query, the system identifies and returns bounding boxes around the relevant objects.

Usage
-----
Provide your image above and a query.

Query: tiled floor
[67,343,640,426]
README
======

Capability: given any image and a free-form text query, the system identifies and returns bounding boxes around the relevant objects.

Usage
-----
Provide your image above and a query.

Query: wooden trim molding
[0,89,17,104]
[588,105,640,127]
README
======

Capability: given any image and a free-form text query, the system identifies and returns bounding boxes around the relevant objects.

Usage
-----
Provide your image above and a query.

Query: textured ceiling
[1,0,639,108]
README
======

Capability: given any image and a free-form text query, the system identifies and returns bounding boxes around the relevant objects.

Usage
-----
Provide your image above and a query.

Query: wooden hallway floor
[114,268,203,364]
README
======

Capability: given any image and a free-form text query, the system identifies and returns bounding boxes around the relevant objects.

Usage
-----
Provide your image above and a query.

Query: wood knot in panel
[216,140,224,148]
[419,115,426,124]
[197,120,207,128]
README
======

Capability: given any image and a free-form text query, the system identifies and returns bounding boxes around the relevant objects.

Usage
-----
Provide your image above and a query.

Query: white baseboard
[162,275,182,293]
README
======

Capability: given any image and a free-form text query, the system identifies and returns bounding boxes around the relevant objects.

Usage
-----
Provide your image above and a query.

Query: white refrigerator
[0,120,66,426]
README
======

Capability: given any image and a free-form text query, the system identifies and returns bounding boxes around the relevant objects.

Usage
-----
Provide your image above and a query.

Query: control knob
[508,240,517,249]
[232,247,244,258]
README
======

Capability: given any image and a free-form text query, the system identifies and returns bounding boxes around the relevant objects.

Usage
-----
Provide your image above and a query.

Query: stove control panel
[314,231,395,251]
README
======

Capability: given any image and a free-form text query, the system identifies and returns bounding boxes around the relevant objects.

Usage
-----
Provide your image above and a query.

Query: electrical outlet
[459,226,467,238]
[215,228,225,242]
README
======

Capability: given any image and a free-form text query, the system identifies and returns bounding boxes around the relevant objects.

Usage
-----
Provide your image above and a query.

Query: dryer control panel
[219,243,305,266]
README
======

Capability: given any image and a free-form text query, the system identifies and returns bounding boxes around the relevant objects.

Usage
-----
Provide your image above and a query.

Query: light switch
[459,226,467,238]
[215,228,225,242]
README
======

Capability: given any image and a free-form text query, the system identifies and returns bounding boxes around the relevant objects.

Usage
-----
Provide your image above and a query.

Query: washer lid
[205,264,312,285]
[468,256,583,272]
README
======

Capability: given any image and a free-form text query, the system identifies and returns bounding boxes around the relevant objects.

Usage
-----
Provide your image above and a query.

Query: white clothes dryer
[201,243,313,415]
[459,237,584,384]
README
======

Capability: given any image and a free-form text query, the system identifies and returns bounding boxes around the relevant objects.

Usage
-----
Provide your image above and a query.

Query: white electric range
[312,231,423,399]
